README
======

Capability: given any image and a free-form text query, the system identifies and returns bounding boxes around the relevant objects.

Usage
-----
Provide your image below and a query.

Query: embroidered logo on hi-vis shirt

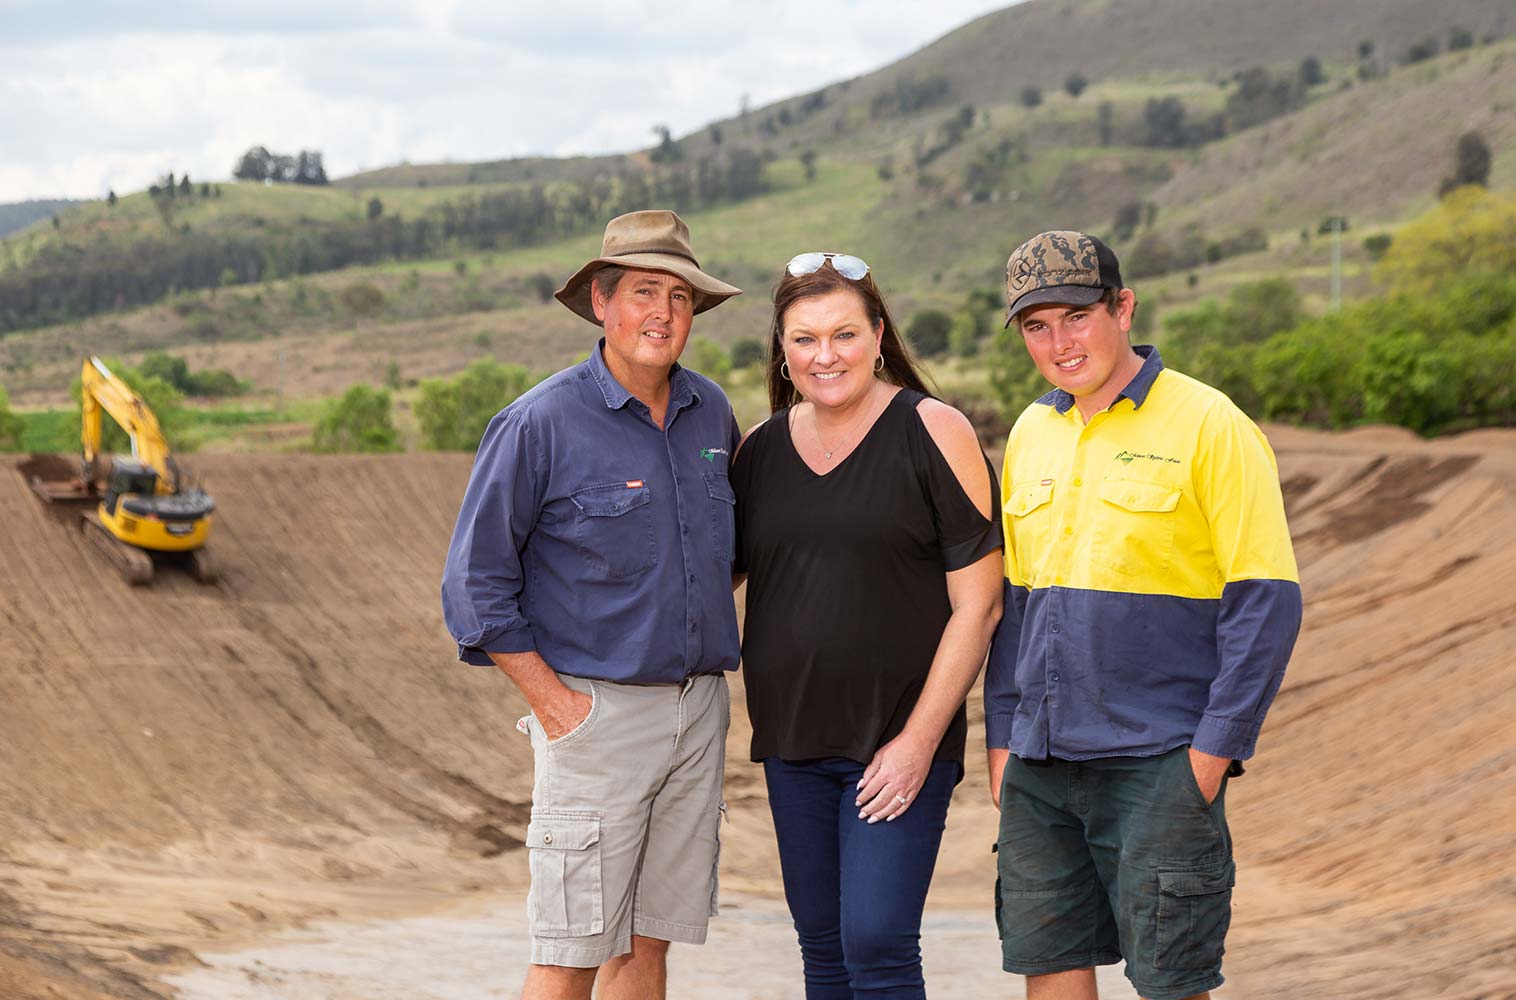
[626,480,644,488]
[701,448,729,462]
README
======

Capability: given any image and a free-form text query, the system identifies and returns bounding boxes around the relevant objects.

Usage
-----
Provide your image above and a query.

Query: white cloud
[0,1,1015,201]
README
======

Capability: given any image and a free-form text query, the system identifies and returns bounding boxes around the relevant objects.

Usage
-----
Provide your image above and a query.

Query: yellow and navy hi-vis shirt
[984,346,1302,762]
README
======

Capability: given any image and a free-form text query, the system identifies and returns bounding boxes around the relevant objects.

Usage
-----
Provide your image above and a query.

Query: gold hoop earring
[873,354,884,373]
[780,361,792,381]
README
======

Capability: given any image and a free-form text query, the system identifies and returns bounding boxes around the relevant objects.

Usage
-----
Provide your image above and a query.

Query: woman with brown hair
[730,253,1004,998]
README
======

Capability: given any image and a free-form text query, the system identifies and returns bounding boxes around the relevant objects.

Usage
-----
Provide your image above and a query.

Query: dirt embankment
[0,427,1513,998]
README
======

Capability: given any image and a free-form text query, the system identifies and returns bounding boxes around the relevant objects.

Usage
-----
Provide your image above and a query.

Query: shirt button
[1050,624,1061,633]
[542,832,553,844]
[1055,576,1065,585]
[682,526,689,536]
[1072,477,1083,487]
[688,574,696,584]
[1050,672,1061,682]
[1062,525,1073,536]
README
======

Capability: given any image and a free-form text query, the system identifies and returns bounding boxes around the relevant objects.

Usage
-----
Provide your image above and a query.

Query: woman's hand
[855,730,935,823]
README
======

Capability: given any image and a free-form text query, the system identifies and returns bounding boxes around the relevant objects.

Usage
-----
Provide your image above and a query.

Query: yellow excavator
[31,357,217,585]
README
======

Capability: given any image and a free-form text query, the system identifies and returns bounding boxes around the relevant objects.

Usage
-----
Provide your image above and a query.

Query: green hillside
[2,0,1513,444]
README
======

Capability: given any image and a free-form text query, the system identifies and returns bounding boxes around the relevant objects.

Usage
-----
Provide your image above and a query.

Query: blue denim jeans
[763,757,959,999]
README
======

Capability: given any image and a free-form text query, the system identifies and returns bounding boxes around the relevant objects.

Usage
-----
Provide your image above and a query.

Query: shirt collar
[587,338,699,412]
[1039,344,1164,414]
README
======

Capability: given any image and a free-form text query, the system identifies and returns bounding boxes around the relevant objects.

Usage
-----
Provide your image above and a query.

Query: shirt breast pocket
[570,482,657,578]
[704,472,736,563]
[1093,477,1182,582]
[1005,480,1055,580]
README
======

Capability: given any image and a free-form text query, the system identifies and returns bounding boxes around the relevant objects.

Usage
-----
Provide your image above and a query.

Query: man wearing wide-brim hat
[443,210,743,1000]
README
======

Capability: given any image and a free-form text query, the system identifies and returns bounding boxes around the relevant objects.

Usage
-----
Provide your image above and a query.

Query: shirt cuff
[456,622,536,666]
[1192,714,1262,761]
[984,712,1016,750]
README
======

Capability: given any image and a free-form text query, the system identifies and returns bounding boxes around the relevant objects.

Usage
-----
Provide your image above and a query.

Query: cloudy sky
[0,1,1015,203]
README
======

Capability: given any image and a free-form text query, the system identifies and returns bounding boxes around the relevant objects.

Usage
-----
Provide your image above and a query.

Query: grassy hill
[2,0,1513,440]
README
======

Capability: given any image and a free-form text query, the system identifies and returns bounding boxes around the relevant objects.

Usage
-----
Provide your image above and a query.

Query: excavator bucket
[22,454,96,503]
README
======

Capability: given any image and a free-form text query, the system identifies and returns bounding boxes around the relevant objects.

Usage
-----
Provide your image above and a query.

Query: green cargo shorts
[994,746,1235,1000]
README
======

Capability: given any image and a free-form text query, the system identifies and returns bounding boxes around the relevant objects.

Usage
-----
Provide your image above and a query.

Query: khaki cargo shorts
[521,672,729,968]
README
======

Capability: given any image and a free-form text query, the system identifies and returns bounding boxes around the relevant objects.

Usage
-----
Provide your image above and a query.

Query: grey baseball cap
[1004,230,1124,326]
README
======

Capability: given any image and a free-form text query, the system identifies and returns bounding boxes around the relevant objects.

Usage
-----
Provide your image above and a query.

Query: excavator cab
[103,460,159,517]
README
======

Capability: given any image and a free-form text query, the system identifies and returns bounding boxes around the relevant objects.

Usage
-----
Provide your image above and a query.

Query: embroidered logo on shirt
[1114,450,1180,466]
[700,448,729,462]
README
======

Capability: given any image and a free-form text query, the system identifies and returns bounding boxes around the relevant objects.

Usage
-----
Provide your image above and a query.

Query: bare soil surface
[0,426,1512,998]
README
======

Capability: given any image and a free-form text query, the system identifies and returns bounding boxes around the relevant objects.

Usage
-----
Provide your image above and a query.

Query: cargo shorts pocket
[526,812,604,938]
[1154,860,1234,972]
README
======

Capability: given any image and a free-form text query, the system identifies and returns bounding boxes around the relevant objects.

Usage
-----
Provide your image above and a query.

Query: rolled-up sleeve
[441,409,547,666]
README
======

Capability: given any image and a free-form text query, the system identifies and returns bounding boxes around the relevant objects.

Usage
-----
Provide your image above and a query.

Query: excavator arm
[80,357,176,493]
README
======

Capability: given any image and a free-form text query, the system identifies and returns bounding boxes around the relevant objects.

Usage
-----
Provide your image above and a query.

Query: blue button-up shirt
[441,340,741,683]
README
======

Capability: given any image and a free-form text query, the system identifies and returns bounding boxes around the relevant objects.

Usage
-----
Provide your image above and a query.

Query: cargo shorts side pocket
[1154,860,1234,972]
[526,812,604,938]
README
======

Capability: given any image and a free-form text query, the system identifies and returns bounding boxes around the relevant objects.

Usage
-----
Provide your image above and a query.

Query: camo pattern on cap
[1007,231,1100,301]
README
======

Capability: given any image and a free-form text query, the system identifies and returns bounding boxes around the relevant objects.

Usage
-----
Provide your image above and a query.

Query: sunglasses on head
[785,252,870,281]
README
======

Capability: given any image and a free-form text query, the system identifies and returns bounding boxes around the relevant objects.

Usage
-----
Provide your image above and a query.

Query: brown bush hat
[555,210,742,325]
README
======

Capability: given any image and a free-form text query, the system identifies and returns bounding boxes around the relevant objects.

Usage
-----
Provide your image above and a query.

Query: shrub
[1353,331,1457,433]
[1376,187,1516,295]
[687,336,732,381]
[729,337,766,370]
[416,360,537,451]
[907,309,953,358]
[0,386,22,449]
[339,281,385,316]
[312,384,400,452]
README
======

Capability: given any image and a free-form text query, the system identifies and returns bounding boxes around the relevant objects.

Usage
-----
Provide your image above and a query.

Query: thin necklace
[809,384,884,462]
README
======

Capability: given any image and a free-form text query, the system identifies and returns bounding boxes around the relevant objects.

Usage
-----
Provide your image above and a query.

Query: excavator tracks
[81,511,154,586]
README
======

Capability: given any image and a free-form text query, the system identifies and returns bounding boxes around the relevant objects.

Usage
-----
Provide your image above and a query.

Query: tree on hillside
[1448,26,1474,51]
[1226,66,1302,131]
[1019,85,1043,109]
[800,149,818,182]
[650,125,682,164]
[416,360,537,451]
[730,337,766,370]
[179,174,192,196]
[233,145,329,185]
[1097,101,1114,145]
[907,309,952,358]
[1405,35,1440,63]
[1142,96,1192,147]
[312,385,399,453]
[107,189,117,207]
[367,196,384,220]
[1376,187,1516,295]
[1298,56,1325,88]
[1064,73,1088,99]
[1439,131,1492,196]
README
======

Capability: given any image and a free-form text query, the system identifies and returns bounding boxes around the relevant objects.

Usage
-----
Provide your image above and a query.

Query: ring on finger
[895,794,909,805]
